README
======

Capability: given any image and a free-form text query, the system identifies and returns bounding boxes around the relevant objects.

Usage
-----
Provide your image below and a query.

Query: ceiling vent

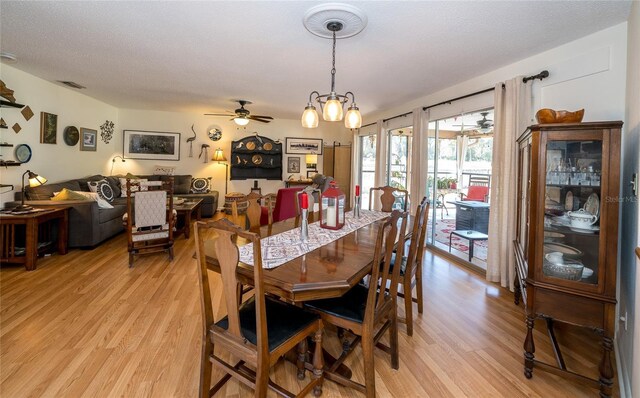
[57,81,86,89]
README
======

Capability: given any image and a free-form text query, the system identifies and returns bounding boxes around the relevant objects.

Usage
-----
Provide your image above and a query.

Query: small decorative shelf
[0,161,21,167]
[0,100,25,109]
[0,144,14,147]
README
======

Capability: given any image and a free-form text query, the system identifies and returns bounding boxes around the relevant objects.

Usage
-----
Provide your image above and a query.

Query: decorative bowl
[535,108,584,124]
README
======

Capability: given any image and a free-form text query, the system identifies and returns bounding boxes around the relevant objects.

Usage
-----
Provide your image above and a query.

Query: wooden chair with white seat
[194,218,324,398]
[304,210,408,398]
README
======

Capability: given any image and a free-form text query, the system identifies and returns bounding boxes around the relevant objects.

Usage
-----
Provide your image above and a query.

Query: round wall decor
[208,128,222,141]
[15,144,32,163]
[63,126,80,146]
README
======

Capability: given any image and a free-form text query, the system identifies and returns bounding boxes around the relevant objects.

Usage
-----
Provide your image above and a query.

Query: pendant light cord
[330,29,337,93]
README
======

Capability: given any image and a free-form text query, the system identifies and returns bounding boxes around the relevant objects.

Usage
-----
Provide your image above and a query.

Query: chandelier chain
[330,29,337,92]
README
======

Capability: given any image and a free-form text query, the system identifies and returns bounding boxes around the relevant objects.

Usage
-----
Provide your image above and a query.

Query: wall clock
[63,126,80,146]
[208,128,222,141]
[15,144,32,163]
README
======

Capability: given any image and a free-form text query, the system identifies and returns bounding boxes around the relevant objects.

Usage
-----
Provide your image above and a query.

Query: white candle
[326,206,336,227]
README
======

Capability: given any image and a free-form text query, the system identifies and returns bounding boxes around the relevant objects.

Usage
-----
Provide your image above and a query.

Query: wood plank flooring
[1,222,617,397]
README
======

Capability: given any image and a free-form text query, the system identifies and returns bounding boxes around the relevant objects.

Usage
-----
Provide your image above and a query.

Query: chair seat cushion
[305,284,369,323]
[216,296,319,352]
[384,252,408,276]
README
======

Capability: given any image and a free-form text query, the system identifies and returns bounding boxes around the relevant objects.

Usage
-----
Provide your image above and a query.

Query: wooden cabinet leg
[598,335,614,398]
[524,315,535,379]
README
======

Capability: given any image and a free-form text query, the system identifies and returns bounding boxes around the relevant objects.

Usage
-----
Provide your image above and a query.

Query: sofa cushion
[88,179,115,202]
[104,176,122,198]
[51,188,91,202]
[99,203,127,223]
[26,180,81,200]
[76,175,105,192]
[190,177,212,193]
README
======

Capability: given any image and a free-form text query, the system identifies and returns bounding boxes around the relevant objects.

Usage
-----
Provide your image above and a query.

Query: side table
[449,229,488,262]
[0,207,69,271]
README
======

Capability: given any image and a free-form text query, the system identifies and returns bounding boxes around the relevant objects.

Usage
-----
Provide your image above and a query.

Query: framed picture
[80,128,97,151]
[40,112,57,144]
[307,170,318,179]
[285,137,323,155]
[287,157,301,173]
[123,130,180,161]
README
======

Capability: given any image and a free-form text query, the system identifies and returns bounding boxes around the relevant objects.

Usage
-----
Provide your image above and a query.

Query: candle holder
[353,195,361,218]
[301,208,309,241]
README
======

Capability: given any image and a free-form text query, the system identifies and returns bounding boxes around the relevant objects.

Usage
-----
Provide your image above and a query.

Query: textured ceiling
[0,1,631,121]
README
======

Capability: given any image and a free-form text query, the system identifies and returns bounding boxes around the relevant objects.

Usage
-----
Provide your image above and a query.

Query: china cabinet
[230,134,282,180]
[514,121,622,398]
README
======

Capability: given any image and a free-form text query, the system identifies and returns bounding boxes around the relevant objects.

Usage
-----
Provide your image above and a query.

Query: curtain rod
[359,70,548,129]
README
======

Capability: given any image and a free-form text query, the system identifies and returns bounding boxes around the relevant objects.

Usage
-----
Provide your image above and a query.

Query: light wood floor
[1,222,618,397]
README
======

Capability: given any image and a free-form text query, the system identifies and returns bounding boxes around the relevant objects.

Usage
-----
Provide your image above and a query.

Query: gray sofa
[10,174,218,248]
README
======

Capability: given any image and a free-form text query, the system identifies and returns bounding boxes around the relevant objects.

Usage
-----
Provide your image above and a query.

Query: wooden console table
[0,207,69,271]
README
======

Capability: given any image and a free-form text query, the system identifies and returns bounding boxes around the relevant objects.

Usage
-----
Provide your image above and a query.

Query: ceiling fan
[204,100,274,126]
[453,111,494,132]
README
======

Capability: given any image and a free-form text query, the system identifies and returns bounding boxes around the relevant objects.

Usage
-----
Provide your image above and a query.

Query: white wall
[117,109,347,200]
[619,2,640,397]
[364,23,628,124]
[0,64,119,206]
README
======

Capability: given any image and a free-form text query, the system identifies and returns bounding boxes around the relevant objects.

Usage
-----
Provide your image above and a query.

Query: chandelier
[301,4,366,130]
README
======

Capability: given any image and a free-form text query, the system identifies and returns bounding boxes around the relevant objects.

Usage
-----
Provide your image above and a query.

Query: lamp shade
[212,148,227,162]
[27,172,47,187]
[323,96,343,121]
[344,104,362,129]
[305,153,318,168]
[234,117,250,126]
[301,105,319,128]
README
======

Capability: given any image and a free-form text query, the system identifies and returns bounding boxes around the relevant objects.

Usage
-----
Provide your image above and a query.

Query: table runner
[239,210,388,269]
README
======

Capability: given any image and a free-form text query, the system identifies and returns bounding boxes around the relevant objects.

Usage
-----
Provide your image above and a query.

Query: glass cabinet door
[542,138,602,286]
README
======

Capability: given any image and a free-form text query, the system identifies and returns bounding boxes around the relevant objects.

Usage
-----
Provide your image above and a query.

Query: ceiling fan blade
[249,116,272,123]
[204,113,234,117]
[250,115,273,120]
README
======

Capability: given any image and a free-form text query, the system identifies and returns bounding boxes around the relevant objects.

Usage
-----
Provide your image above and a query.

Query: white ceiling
[0,1,631,121]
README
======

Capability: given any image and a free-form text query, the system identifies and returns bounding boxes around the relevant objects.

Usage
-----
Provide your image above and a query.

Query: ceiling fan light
[234,117,250,126]
[344,103,362,129]
[301,104,319,128]
[323,95,343,121]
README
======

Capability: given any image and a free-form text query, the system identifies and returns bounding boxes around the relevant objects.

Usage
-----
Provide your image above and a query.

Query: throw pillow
[154,165,175,176]
[51,188,91,201]
[171,175,192,194]
[87,179,115,202]
[190,177,212,194]
[119,178,149,197]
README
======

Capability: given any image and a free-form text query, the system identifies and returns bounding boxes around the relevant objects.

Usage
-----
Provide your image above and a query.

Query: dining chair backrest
[231,192,265,230]
[406,197,430,279]
[369,186,409,212]
[261,193,277,225]
[272,187,304,222]
[367,209,408,321]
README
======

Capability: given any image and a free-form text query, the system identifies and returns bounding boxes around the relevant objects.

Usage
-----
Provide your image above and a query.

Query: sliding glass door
[425,109,494,269]
[386,127,412,210]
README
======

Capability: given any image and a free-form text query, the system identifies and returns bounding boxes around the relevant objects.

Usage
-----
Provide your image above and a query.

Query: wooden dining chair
[125,177,175,267]
[386,196,430,336]
[369,185,409,212]
[305,210,408,398]
[231,192,267,230]
[194,218,324,398]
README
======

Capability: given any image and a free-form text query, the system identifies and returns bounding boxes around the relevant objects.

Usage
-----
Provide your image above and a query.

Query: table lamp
[212,148,228,195]
[15,170,47,211]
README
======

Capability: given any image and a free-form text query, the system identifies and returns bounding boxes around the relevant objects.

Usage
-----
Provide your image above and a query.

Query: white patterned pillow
[87,179,115,202]
[119,178,149,197]
[190,177,211,193]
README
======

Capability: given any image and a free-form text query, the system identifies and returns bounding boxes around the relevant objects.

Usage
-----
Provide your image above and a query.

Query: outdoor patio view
[426,109,494,269]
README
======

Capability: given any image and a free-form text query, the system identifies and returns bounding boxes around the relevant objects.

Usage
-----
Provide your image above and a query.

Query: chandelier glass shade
[301,21,361,129]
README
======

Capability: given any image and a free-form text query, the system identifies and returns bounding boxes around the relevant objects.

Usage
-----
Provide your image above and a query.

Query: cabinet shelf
[0,100,25,108]
[546,184,600,189]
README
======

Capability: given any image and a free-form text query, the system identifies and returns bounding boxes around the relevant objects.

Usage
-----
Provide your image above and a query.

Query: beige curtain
[486,77,532,289]
[373,120,386,210]
[456,135,469,186]
[410,107,429,213]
